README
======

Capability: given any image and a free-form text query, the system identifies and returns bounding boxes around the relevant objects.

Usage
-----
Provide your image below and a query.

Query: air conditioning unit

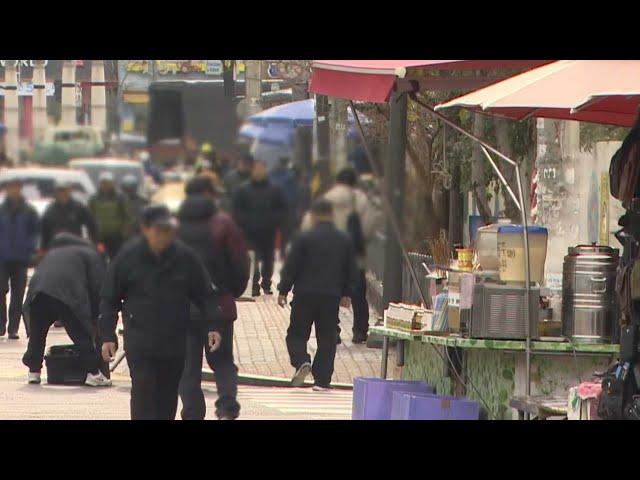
[471,283,540,340]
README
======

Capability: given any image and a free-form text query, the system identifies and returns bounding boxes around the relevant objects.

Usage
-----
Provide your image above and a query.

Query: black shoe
[262,288,273,295]
[8,333,19,340]
[252,287,261,297]
[54,321,63,328]
[0,326,6,337]
[352,332,368,344]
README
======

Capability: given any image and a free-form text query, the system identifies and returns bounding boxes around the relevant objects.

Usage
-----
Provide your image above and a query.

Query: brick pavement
[0,327,353,420]
[115,258,383,385]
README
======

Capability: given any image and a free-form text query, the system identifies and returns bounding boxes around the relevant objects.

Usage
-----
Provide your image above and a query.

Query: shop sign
[123,92,150,104]
[0,60,49,68]
[0,82,55,96]
[125,61,150,74]
[206,60,223,75]
[156,60,207,75]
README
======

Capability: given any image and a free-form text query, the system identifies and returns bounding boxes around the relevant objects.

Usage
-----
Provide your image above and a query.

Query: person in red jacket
[177,176,250,420]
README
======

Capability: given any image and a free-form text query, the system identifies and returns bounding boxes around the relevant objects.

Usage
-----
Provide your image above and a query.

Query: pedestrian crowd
[0,144,380,420]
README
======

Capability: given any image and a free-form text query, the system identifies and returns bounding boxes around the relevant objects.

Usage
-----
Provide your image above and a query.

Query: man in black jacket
[233,159,287,296]
[40,181,97,250]
[177,177,250,420]
[277,199,357,391]
[22,233,110,386]
[0,179,39,339]
[99,204,222,420]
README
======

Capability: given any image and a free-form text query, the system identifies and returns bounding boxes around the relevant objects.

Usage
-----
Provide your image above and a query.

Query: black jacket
[24,233,105,337]
[278,221,358,298]
[99,237,220,358]
[232,178,287,239]
[41,199,97,250]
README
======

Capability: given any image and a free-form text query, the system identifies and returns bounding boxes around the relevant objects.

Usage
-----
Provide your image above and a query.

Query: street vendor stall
[309,59,639,419]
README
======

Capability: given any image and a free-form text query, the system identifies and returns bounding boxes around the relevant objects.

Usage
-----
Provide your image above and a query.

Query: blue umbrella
[240,99,367,144]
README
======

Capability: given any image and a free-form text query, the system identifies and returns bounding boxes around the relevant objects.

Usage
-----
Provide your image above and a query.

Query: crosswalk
[225,386,354,420]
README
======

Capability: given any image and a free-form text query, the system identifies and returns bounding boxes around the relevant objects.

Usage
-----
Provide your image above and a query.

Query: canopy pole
[480,146,521,212]
[410,94,533,414]
[383,91,408,310]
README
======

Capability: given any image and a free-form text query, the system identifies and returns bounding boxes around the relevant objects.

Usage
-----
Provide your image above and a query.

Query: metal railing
[402,252,434,306]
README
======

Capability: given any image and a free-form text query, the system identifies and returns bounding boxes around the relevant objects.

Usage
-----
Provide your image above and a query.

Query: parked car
[0,167,95,216]
[32,126,106,166]
[68,158,153,198]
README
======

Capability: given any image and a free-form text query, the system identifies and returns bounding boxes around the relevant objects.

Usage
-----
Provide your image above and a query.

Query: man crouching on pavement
[22,233,111,387]
[277,199,358,391]
[99,205,222,420]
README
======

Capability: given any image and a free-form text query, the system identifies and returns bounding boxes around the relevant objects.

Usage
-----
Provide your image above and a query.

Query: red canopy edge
[309,68,397,103]
[309,60,553,104]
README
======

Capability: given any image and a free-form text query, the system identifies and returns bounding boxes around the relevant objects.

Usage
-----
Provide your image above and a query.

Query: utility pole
[3,61,20,164]
[60,60,77,126]
[329,98,348,172]
[245,60,263,116]
[32,60,48,143]
[314,94,332,196]
[91,60,107,134]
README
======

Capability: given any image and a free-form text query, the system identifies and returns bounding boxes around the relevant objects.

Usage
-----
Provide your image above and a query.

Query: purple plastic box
[390,391,480,420]
[352,378,434,420]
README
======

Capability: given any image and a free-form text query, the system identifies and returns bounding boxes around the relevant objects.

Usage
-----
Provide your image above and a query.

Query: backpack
[610,125,640,204]
[347,191,366,256]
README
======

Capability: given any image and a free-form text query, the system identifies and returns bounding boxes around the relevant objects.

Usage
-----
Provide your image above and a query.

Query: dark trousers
[101,234,124,261]
[286,293,340,387]
[128,355,185,420]
[250,233,276,291]
[179,318,240,420]
[351,269,370,336]
[22,293,102,375]
[336,269,369,338]
[0,261,28,335]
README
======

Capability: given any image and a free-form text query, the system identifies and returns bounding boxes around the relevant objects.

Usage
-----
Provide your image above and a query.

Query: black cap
[141,204,178,228]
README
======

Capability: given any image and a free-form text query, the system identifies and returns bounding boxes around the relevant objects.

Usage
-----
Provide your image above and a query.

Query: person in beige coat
[300,168,378,344]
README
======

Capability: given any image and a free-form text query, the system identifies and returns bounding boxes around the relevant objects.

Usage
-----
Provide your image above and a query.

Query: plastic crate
[352,378,434,420]
[390,391,480,420]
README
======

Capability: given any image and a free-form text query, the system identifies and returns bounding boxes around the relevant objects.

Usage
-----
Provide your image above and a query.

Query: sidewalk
[0,328,353,420]
[115,258,383,386]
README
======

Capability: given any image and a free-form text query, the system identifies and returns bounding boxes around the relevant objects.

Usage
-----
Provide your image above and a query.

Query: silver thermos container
[562,244,619,343]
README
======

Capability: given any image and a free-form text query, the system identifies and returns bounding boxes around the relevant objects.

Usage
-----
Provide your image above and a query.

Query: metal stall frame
[349,92,534,417]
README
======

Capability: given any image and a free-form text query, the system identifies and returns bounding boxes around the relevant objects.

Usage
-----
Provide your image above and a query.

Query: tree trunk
[471,113,492,224]
[494,117,520,221]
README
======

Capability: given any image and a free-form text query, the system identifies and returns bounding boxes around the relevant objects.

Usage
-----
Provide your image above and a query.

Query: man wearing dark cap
[278,199,358,391]
[221,153,254,212]
[177,176,249,420]
[99,204,222,420]
[40,180,97,251]
[0,178,39,339]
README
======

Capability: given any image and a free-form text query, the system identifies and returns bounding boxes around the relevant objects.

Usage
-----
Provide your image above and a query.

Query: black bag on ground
[44,345,87,385]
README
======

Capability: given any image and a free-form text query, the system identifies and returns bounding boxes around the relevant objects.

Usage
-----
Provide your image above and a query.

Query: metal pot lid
[567,243,619,256]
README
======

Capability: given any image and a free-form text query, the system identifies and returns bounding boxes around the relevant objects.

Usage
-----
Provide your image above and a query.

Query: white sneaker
[27,372,41,385]
[312,385,331,392]
[291,362,312,387]
[85,371,112,387]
